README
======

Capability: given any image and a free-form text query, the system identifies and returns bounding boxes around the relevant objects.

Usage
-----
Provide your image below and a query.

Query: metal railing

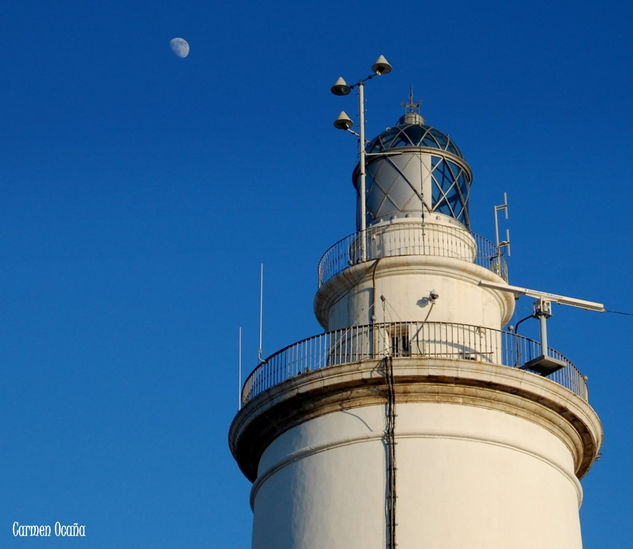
[241,321,586,405]
[317,222,508,286]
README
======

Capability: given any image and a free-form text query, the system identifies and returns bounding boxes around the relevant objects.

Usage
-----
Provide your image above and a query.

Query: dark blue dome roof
[366,113,463,158]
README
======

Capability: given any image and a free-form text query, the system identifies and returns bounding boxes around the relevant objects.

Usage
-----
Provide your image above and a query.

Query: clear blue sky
[1,1,632,547]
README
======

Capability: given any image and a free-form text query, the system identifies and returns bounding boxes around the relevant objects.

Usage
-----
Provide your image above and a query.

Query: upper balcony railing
[317,221,508,287]
[241,321,587,406]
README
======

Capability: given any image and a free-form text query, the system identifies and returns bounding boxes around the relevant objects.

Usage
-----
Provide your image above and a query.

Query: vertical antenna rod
[238,326,242,410]
[494,192,511,257]
[258,263,264,362]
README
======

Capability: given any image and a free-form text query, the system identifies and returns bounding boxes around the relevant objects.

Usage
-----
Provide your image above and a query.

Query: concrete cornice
[229,357,602,482]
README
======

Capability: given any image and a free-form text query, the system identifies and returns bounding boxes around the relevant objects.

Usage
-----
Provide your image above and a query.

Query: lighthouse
[229,60,602,548]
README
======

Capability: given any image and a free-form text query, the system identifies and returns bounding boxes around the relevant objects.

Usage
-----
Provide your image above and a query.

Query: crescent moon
[170,37,190,58]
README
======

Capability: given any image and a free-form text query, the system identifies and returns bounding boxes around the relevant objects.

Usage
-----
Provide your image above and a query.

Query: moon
[170,37,190,58]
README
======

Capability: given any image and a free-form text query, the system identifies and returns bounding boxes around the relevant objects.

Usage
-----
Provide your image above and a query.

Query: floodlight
[333,111,354,130]
[371,55,392,75]
[331,77,351,96]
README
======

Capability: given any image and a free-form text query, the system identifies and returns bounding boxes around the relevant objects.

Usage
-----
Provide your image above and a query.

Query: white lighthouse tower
[229,61,603,549]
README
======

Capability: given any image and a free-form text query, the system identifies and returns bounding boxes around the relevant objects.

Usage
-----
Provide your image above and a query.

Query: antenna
[238,326,242,410]
[258,263,264,362]
[479,280,604,374]
[478,281,605,311]
[400,85,421,114]
[494,192,511,258]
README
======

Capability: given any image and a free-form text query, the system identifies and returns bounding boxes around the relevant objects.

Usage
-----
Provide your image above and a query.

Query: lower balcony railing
[241,321,587,405]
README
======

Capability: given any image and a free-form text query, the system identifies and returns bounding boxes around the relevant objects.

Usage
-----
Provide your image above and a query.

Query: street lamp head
[331,77,351,96]
[333,111,354,130]
[371,54,392,75]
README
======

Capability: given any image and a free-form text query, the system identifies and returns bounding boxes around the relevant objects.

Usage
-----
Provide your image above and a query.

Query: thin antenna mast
[258,263,264,362]
[238,326,242,410]
[494,192,511,257]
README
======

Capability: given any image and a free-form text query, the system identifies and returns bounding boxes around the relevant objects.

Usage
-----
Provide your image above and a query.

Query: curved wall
[252,401,584,549]
[229,358,602,549]
[315,255,515,332]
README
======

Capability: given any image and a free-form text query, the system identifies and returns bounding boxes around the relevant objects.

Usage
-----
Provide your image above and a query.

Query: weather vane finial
[401,85,421,114]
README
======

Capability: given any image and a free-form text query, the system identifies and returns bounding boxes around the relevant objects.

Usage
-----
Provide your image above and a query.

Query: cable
[508,313,536,367]
[605,309,633,316]
[383,356,397,549]
[510,313,536,336]
[371,259,381,324]
[413,301,435,356]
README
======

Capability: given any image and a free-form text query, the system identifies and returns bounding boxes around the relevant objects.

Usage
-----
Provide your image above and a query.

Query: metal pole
[258,263,264,362]
[534,298,551,358]
[494,204,501,251]
[238,326,242,410]
[539,314,548,357]
[358,81,367,262]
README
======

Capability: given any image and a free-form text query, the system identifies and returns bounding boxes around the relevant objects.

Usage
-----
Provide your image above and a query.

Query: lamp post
[331,55,392,261]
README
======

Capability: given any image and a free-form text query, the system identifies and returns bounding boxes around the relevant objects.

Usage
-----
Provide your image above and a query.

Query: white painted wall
[242,186,594,549]
[251,402,583,549]
[315,216,514,332]
[320,256,513,332]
